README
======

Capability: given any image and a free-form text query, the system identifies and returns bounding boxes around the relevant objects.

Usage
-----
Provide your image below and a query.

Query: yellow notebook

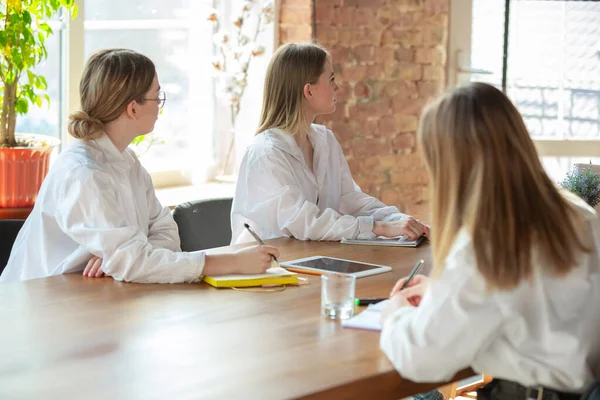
[203,267,299,288]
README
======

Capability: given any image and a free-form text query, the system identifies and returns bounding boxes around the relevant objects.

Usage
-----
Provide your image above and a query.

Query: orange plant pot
[0,134,60,208]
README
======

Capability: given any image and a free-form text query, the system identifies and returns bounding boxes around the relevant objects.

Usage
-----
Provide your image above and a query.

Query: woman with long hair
[381,82,599,399]
[231,43,429,245]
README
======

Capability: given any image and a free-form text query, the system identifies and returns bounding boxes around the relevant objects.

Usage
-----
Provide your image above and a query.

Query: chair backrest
[0,219,25,276]
[582,381,600,400]
[172,198,233,252]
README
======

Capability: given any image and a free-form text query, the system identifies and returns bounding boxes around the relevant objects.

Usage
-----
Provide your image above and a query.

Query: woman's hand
[373,217,431,240]
[232,245,281,274]
[83,256,104,277]
[389,274,430,306]
[203,245,281,276]
[381,274,430,325]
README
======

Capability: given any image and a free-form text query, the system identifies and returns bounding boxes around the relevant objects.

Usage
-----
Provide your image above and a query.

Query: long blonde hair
[256,43,329,135]
[68,49,156,140]
[418,82,590,290]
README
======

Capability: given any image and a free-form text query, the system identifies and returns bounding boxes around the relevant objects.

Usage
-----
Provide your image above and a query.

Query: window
[83,0,215,185]
[449,0,600,181]
[15,19,63,138]
[15,0,274,188]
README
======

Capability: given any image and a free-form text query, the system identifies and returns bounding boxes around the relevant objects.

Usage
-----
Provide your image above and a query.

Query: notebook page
[341,300,390,331]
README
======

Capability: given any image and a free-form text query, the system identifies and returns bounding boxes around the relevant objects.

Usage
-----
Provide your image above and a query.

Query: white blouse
[0,134,204,284]
[380,197,600,391]
[231,124,406,244]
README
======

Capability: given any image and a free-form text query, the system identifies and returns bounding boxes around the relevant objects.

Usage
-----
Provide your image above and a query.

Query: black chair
[582,381,600,400]
[0,219,25,276]
[172,198,233,252]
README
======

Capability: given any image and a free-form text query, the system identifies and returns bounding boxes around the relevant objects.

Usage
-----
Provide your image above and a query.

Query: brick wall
[278,0,449,220]
[279,0,313,42]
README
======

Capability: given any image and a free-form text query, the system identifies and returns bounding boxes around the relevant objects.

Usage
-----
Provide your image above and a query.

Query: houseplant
[208,0,274,179]
[0,0,77,208]
[560,162,600,208]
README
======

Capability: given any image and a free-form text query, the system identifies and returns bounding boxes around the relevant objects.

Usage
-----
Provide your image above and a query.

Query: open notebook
[341,235,425,247]
[203,266,298,288]
[341,300,390,331]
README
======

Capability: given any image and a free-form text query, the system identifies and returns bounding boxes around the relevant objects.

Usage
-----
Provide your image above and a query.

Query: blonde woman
[381,83,600,398]
[1,49,278,284]
[231,43,429,244]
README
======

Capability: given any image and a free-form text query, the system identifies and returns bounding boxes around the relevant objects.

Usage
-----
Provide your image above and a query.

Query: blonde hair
[418,82,590,290]
[256,42,329,135]
[68,49,156,140]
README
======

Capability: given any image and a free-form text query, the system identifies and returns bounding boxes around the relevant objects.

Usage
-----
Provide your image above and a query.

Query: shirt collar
[92,133,136,171]
[262,125,329,164]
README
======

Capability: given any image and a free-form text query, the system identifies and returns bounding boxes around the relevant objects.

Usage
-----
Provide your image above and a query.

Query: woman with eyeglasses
[0,48,279,284]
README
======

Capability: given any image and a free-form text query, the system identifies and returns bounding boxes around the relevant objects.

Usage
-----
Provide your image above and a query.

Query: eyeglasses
[141,91,166,109]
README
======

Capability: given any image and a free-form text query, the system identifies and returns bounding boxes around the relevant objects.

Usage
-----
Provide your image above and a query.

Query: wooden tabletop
[0,238,473,399]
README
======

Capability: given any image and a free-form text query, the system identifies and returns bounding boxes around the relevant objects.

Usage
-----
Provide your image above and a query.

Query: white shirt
[231,124,407,244]
[0,134,204,284]
[380,197,600,392]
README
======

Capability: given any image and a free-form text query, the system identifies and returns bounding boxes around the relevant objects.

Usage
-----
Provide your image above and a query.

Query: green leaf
[15,98,29,114]
[131,136,145,145]
[39,22,52,35]
[22,11,32,25]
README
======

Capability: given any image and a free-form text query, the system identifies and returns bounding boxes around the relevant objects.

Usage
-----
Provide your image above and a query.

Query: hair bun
[68,110,104,140]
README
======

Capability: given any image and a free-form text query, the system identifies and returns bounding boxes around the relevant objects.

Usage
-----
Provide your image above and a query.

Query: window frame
[448,0,600,159]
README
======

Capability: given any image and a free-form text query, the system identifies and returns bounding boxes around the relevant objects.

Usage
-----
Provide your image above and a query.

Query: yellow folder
[203,267,299,288]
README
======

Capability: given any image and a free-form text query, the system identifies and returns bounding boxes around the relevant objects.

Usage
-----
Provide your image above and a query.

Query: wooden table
[0,238,474,399]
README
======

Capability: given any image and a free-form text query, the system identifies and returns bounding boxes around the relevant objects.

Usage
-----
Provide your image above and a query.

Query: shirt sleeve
[379,245,504,382]
[235,150,375,241]
[55,168,204,283]
[141,166,182,252]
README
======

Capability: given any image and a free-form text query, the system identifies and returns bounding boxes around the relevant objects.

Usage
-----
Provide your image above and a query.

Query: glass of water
[321,273,356,320]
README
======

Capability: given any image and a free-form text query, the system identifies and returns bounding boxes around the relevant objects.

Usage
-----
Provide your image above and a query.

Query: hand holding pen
[243,223,279,263]
[380,260,428,324]
[389,259,428,307]
[355,259,426,306]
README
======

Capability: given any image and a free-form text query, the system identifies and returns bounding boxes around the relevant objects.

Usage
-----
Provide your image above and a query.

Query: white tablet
[280,255,392,278]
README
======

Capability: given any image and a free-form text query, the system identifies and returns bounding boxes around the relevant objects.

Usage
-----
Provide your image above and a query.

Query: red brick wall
[279,0,313,42]
[279,0,449,220]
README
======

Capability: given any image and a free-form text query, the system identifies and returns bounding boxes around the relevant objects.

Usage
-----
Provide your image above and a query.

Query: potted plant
[560,162,600,208]
[0,0,77,208]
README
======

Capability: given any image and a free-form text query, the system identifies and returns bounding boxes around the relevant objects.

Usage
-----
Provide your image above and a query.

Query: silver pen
[243,223,278,262]
[400,259,425,290]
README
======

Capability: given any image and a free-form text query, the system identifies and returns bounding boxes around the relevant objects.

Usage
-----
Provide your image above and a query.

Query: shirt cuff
[356,216,376,239]
[186,251,206,283]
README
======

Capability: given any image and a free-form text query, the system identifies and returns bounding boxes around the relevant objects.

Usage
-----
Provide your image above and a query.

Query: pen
[243,223,278,262]
[354,298,386,306]
[400,259,425,290]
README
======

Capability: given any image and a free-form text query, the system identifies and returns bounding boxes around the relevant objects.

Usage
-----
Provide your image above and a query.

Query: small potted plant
[560,162,600,208]
[0,0,77,208]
